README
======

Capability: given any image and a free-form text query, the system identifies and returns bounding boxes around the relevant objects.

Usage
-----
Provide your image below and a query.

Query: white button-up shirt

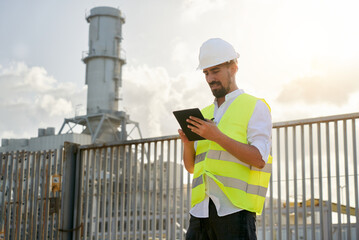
[190,89,272,217]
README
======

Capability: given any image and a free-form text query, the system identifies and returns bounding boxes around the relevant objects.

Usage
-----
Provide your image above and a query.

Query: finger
[189,116,204,123]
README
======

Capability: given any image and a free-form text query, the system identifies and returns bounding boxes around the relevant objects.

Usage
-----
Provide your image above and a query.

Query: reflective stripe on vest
[192,174,268,197]
[195,150,272,173]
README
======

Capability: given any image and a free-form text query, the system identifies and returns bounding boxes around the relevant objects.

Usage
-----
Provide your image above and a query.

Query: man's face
[203,63,233,98]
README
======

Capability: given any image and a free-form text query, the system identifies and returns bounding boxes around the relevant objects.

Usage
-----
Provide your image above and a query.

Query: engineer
[178,38,272,240]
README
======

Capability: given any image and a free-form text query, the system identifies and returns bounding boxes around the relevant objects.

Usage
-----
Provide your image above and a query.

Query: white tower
[58,6,141,143]
[84,7,125,114]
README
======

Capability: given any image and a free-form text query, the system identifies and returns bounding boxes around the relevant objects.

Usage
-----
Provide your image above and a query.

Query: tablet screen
[173,108,205,141]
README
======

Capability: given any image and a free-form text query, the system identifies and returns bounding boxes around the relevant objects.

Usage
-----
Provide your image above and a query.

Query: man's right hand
[178,129,191,144]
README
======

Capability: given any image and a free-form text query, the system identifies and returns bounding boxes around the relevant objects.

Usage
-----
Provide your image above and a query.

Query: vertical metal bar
[261,200,266,240]
[309,124,315,240]
[276,128,282,239]
[326,122,333,240]
[139,143,145,239]
[0,153,7,236]
[82,149,92,239]
[11,151,20,239]
[159,141,164,240]
[32,151,42,240]
[44,152,53,240]
[4,152,14,240]
[28,152,37,239]
[179,139,185,240]
[186,137,191,233]
[166,140,171,239]
[73,148,85,240]
[269,159,274,240]
[145,143,151,239]
[94,148,103,240]
[334,121,342,240]
[49,150,57,240]
[119,145,126,240]
[11,152,20,239]
[107,147,114,240]
[15,151,25,239]
[285,127,290,237]
[101,148,108,239]
[269,129,278,240]
[4,153,14,240]
[133,144,139,240]
[21,151,31,239]
[352,119,359,239]
[151,142,157,240]
[61,143,80,240]
[301,125,307,238]
[172,140,178,240]
[38,152,47,240]
[55,148,64,240]
[127,145,133,240]
[343,120,351,239]
[317,123,324,240]
[293,126,298,240]
[88,149,97,240]
[113,147,120,239]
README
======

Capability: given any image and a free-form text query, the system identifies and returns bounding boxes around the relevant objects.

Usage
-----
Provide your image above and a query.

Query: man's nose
[207,74,215,83]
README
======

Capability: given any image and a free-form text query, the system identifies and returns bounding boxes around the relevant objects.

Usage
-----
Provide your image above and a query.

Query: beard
[209,72,232,98]
[210,82,229,98]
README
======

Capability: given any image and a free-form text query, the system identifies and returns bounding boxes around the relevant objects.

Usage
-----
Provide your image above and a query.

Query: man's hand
[186,116,221,141]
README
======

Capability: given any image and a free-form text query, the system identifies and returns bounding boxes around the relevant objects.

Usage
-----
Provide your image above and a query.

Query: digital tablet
[173,108,205,141]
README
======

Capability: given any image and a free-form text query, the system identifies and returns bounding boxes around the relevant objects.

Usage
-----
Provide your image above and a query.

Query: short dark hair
[223,59,238,67]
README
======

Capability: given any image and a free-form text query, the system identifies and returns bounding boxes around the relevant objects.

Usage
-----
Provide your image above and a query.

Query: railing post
[60,142,80,240]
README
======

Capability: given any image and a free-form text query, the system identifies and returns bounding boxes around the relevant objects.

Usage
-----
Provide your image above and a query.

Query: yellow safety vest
[191,93,272,215]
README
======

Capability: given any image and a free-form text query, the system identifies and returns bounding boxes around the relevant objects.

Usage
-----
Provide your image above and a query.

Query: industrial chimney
[58,6,141,143]
[83,7,125,114]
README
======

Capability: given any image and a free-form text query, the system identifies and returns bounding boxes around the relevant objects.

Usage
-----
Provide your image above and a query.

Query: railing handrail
[273,112,359,128]
[79,134,180,149]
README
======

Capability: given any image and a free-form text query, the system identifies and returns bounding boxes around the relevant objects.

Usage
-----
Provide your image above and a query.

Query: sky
[1,0,359,140]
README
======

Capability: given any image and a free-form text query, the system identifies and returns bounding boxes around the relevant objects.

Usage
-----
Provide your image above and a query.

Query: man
[178,38,272,240]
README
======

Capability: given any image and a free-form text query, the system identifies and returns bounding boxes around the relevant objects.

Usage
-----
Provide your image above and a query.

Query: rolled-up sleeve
[247,100,272,163]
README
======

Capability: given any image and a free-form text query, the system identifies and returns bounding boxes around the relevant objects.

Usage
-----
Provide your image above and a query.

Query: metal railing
[0,150,63,240]
[74,136,189,240]
[263,112,359,240]
[1,112,358,239]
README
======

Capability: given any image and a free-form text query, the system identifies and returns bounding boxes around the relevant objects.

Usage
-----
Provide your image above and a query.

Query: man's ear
[230,63,238,75]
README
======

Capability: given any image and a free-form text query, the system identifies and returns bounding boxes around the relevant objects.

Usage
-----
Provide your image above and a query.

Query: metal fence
[73,136,189,240]
[0,150,63,240]
[0,112,358,239]
[264,112,359,240]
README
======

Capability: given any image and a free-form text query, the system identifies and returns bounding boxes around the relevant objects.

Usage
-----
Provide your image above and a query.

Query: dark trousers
[186,199,257,240]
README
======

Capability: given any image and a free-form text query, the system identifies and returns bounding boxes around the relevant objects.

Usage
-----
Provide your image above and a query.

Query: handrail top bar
[79,134,180,149]
[78,112,359,149]
[273,112,359,128]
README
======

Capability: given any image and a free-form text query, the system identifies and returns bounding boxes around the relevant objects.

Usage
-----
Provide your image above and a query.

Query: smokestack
[83,7,125,114]
[58,6,141,143]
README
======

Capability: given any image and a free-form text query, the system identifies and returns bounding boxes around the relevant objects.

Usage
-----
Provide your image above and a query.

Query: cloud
[0,62,86,138]
[122,64,210,137]
[276,60,359,106]
[180,0,225,22]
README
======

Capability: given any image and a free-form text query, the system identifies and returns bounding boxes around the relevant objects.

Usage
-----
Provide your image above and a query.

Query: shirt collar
[213,89,244,107]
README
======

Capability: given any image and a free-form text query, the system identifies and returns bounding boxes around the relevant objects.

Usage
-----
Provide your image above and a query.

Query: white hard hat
[197,38,240,70]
